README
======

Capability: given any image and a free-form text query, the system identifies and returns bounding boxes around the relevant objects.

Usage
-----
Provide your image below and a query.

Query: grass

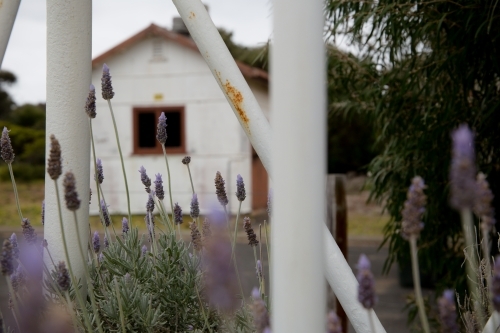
[0,180,388,237]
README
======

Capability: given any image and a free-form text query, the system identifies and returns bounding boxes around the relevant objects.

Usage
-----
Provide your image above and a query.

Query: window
[133,107,186,155]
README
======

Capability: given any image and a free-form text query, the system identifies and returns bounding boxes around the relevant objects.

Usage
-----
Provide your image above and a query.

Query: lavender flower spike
[1,239,14,276]
[41,200,45,225]
[95,158,104,184]
[63,171,81,211]
[104,235,109,249]
[21,218,37,245]
[101,200,111,227]
[101,63,115,100]
[141,245,148,256]
[47,134,62,180]
[122,217,129,234]
[190,221,202,251]
[1,127,14,163]
[357,254,377,309]
[9,233,19,259]
[174,203,183,225]
[252,287,270,333]
[401,176,426,240]
[154,173,164,200]
[215,171,228,206]
[327,311,343,333]
[438,289,458,333]
[139,166,151,193]
[182,156,191,165]
[235,174,246,201]
[244,217,259,247]
[146,193,155,213]
[56,261,70,292]
[156,112,167,145]
[492,256,500,312]
[92,231,100,253]
[474,172,495,232]
[450,124,476,210]
[190,193,199,219]
[85,84,96,118]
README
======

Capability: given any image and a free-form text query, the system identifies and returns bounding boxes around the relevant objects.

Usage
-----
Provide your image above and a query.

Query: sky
[1,0,273,105]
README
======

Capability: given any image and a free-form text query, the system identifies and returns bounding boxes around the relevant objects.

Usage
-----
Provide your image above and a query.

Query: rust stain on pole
[189,11,196,19]
[214,69,251,133]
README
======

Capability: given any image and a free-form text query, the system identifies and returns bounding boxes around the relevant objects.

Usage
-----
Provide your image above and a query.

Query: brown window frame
[133,106,186,155]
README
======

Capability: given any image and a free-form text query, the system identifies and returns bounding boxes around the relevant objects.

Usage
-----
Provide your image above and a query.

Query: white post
[45,0,92,280]
[171,1,386,331]
[0,0,21,67]
[271,0,326,332]
[172,0,272,174]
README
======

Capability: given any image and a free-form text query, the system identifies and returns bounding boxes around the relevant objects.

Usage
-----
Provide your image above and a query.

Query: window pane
[138,112,156,148]
[164,111,181,147]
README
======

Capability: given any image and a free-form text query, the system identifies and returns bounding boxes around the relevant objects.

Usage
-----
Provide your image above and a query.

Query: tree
[325,0,500,299]
[0,70,16,119]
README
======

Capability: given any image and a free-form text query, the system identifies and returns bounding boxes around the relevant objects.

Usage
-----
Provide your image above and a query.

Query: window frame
[132,106,186,155]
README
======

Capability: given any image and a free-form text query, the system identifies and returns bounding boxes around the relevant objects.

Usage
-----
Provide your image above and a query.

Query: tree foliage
[325,0,500,295]
[0,70,16,119]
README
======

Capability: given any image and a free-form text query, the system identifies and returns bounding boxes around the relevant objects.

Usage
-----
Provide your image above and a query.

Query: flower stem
[481,225,493,314]
[161,146,175,224]
[231,201,242,262]
[89,120,108,228]
[409,235,430,333]
[461,208,486,328]
[369,309,376,333]
[223,206,245,303]
[65,291,79,330]
[187,164,195,195]
[114,277,127,333]
[54,181,94,332]
[106,100,131,223]
[7,163,23,223]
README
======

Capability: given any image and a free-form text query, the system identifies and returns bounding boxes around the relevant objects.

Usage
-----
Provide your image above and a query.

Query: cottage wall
[89,36,268,216]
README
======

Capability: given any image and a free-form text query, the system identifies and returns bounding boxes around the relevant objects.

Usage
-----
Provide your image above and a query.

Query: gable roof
[92,23,269,82]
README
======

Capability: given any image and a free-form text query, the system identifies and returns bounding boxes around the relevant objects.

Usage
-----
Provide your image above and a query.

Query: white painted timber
[45,0,92,280]
[271,0,326,331]
[171,0,387,331]
[0,0,21,67]
[482,312,500,333]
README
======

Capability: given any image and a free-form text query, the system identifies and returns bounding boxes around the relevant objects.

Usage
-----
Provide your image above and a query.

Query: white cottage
[89,23,269,216]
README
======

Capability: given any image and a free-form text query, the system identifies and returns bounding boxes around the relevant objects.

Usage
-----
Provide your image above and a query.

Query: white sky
[1,0,273,105]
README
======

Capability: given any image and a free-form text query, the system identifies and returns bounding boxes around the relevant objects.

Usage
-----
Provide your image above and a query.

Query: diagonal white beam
[0,0,21,67]
[171,1,386,332]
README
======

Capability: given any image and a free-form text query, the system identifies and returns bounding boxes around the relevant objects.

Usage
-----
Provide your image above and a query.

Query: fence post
[45,0,92,281]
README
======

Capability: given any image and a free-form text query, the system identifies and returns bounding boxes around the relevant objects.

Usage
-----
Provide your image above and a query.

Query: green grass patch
[348,212,389,237]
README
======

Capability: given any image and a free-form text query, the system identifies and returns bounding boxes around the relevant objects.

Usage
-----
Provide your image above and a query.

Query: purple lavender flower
[9,233,19,259]
[438,289,458,333]
[101,200,111,227]
[11,266,25,292]
[215,171,228,207]
[190,221,202,251]
[235,174,246,202]
[492,256,500,312]
[1,240,14,276]
[101,63,115,100]
[401,176,426,240]
[21,218,37,245]
[154,173,164,200]
[174,203,183,225]
[95,158,104,184]
[204,209,238,311]
[104,235,109,249]
[99,253,104,263]
[141,245,148,256]
[182,156,191,165]
[1,127,14,163]
[41,200,45,225]
[450,125,477,210]
[85,84,96,118]
[122,217,129,234]
[202,217,212,239]
[327,311,342,333]
[56,261,70,292]
[156,112,167,145]
[63,171,81,211]
[93,231,100,253]
[474,172,495,232]
[139,166,151,193]
[256,260,263,280]
[251,287,270,333]
[47,134,62,180]
[357,254,377,309]
[190,193,199,219]
[244,217,259,247]
[146,193,155,213]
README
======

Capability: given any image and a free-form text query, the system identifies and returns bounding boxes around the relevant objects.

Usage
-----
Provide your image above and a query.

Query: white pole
[45,0,92,280]
[0,0,21,67]
[172,0,272,174]
[271,0,326,331]
[171,1,387,331]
